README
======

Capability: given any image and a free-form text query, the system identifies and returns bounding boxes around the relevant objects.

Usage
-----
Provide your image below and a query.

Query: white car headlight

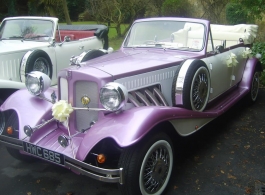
[100,82,128,111]
[26,71,51,96]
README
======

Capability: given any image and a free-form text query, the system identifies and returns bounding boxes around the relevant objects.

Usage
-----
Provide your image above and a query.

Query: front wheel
[118,132,173,195]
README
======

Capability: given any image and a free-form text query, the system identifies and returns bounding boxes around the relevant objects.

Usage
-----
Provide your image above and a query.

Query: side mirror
[215,45,224,54]
[58,36,71,46]
[64,36,71,42]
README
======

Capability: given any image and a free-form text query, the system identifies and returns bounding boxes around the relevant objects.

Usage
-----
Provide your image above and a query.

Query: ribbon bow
[226,53,238,67]
[52,100,74,122]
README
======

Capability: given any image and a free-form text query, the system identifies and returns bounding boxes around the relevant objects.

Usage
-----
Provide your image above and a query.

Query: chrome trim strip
[65,156,123,183]
[0,135,124,184]
[144,89,160,106]
[174,59,194,105]
[20,50,34,83]
[128,94,141,107]
[135,91,151,106]
[153,87,168,106]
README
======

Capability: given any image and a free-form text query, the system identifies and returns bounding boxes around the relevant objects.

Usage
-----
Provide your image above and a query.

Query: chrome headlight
[26,71,51,96]
[100,82,128,111]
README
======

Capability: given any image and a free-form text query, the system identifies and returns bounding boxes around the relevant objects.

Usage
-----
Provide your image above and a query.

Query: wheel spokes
[192,71,208,110]
[143,146,170,193]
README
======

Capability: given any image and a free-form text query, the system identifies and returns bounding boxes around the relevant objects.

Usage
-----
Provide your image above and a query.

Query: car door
[203,31,246,101]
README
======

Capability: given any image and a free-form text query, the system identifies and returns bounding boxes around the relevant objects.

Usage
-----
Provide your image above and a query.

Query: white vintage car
[0,16,111,103]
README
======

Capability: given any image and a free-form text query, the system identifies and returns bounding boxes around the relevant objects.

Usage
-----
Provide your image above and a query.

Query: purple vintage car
[0,17,262,195]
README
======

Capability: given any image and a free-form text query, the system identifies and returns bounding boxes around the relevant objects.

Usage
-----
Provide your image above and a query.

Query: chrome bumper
[0,135,124,184]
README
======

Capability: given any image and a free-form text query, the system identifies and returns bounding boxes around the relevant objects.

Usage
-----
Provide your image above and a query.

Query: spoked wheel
[247,69,260,103]
[183,62,210,111]
[190,66,210,111]
[20,50,52,82]
[118,132,173,195]
[32,56,50,75]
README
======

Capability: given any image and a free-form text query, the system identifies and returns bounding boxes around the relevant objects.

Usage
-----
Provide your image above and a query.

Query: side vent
[128,85,168,107]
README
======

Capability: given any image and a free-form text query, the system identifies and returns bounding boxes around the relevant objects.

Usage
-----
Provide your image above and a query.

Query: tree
[88,0,152,37]
[199,0,229,23]
[226,2,247,24]
[161,0,191,17]
[7,0,17,17]
[234,0,265,22]
[28,0,72,24]
[62,0,71,24]
[67,0,86,21]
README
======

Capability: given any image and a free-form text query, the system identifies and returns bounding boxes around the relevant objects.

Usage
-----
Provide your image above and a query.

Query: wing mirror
[215,45,224,54]
[59,36,71,46]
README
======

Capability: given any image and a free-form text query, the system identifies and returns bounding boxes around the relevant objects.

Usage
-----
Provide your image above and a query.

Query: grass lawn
[62,21,128,50]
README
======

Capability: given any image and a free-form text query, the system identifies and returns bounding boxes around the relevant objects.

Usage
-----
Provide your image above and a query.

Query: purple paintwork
[0,17,261,187]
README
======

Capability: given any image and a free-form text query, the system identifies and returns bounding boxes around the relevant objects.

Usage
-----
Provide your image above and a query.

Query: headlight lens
[100,82,128,111]
[26,71,51,96]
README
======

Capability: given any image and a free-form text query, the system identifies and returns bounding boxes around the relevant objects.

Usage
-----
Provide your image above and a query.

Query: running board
[205,87,249,114]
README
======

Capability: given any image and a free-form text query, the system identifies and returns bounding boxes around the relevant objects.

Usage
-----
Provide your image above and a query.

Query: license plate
[23,142,65,165]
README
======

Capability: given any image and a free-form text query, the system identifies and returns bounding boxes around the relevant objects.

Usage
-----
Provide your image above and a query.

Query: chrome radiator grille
[0,57,21,81]
[128,85,169,107]
[75,81,99,131]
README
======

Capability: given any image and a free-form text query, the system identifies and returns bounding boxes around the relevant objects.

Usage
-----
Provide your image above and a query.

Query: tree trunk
[116,24,122,37]
[61,0,71,25]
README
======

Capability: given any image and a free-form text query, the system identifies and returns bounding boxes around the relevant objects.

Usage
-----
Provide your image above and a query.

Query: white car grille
[0,58,21,81]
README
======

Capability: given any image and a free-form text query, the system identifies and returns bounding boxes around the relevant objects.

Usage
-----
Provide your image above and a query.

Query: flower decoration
[52,100,73,122]
[256,53,262,59]
[242,47,252,58]
[226,53,238,67]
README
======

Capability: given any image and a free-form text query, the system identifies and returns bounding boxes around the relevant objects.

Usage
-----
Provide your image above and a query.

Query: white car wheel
[118,132,173,195]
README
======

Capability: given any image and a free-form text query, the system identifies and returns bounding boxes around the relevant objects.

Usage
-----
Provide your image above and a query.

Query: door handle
[79,46,84,50]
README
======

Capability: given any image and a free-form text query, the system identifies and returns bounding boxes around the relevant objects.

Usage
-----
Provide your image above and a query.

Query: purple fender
[239,57,262,89]
[0,88,56,139]
[75,106,218,161]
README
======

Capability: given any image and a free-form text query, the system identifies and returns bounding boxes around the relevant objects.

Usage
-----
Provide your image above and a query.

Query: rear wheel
[183,62,210,111]
[118,132,173,195]
[246,69,259,103]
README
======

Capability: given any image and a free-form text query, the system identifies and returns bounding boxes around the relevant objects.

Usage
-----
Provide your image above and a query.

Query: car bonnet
[76,49,203,79]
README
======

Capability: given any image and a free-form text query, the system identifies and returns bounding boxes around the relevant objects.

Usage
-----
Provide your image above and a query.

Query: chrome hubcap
[142,146,170,193]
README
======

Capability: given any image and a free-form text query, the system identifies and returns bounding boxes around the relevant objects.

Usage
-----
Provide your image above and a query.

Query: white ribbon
[226,53,238,67]
[242,47,252,58]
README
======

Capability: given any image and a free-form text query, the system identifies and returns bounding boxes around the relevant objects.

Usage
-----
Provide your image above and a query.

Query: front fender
[0,88,57,139]
[76,106,217,161]
[0,79,25,89]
